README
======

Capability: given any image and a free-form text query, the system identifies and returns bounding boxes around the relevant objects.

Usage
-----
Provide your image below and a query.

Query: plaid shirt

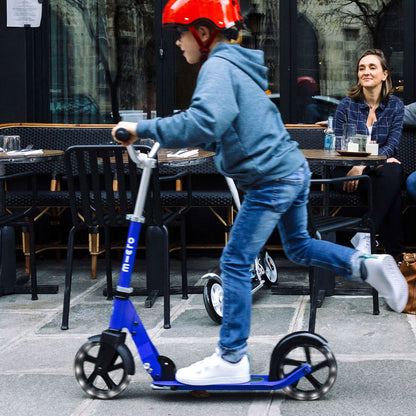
[334,95,404,158]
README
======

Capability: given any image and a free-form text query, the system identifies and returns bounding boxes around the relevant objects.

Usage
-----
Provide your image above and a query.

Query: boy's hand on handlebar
[112,122,139,146]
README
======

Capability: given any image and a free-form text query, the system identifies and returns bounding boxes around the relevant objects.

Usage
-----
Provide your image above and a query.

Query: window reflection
[47,0,403,125]
[174,1,280,111]
[49,0,155,124]
[296,0,403,124]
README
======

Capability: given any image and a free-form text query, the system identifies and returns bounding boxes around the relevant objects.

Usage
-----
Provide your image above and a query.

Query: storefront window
[173,1,280,111]
[49,0,156,124]
[296,0,404,124]
[46,0,403,125]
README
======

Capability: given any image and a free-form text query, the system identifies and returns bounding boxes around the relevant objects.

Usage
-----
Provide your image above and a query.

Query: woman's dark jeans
[332,162,404,258]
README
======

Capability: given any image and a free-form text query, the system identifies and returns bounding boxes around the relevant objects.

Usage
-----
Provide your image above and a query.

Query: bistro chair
[61,144,190,330]
[307,174,379,333]
[165,157,235,248]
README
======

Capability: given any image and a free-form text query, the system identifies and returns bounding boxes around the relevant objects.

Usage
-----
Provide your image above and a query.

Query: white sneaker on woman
[351,232,371,253]
[175,348,250,386]
[362,254,408,312]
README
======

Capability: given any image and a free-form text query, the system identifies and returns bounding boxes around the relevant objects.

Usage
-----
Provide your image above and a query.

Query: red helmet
[162,0,243,30]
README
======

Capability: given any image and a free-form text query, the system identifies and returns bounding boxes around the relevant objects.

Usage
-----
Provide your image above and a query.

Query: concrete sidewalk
[1,254,416,416]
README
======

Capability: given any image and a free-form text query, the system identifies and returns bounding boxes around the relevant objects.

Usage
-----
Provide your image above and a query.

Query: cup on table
[2,135,21,152]
[355,134,368,152]
[343,123,356,141]
[335,136,348,151]
[366,141,379,155]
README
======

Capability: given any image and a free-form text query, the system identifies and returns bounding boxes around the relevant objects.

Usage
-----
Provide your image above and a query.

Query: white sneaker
[175,348,250,386]
[362,254,408,312]
[351,232,371,253]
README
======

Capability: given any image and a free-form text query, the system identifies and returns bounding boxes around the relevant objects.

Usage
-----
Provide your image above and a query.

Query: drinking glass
[3,136,21,152]
[335,136,347,150]
[342,124,356,142]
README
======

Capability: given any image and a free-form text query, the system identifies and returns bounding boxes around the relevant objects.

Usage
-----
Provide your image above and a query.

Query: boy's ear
[197,25,210,41]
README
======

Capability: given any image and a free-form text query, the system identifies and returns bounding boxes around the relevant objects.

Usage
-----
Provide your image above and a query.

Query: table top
[0,149,64,164]
[301,149,386,167]
[158,148,214,167]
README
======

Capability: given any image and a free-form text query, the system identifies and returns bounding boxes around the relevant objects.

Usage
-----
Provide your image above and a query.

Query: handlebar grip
[115,127,131,142]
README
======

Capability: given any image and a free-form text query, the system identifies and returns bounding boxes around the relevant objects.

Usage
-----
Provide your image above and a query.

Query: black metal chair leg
[369,226,380,315]
[61,226,76,330]
[180,214,188,299]
[28,221,38,300]
[308,266,319,333]
[372,288,380,315]
[163,227,171,329]
[104,225,113,300]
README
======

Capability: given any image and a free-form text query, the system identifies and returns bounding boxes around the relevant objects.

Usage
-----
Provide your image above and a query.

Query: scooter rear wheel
[269,332,337,400]
[74,340,131,399]
[255,251,278,288]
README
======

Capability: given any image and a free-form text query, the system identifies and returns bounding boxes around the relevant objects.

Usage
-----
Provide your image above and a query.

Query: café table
[0,149,64,298]
[301,149,386,215]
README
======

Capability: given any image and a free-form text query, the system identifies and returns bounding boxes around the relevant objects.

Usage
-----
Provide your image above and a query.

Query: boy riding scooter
[113,0,408,386]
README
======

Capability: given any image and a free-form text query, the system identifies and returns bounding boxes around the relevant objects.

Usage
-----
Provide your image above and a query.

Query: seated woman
[333,49,405,259]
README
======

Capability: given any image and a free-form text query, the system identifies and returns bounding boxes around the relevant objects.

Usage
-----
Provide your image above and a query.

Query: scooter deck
[152,365,311,391]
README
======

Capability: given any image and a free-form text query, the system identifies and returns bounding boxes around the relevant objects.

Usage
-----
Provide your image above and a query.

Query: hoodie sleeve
[136,57,239,149]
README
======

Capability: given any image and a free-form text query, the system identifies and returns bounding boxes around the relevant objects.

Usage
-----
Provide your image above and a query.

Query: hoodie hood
[209,43,268,91]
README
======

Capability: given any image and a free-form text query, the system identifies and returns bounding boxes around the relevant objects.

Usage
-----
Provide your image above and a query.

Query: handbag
[399,253,416,314]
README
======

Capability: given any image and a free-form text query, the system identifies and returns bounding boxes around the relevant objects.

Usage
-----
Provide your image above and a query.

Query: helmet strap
[188,25,219,62]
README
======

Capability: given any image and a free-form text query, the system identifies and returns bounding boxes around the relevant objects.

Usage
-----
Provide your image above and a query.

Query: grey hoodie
[136,42,305,190]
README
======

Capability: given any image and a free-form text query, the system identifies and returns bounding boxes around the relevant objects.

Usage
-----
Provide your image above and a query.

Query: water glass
[2,136,21,152]
[335,136,348,150]
[355,134,367,152]
[343,123,356,142]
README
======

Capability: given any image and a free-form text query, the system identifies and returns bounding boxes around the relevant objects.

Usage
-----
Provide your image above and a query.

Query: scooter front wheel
[269,332,337,401]
[74,340,131,399]
[203,273,223,324]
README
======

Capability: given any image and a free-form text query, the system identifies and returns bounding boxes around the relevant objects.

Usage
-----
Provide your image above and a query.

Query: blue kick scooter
[73,128,337,401]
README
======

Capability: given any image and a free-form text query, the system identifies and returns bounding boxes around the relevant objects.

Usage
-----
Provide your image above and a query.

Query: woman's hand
[374,157,401,170]
[387,157,401,164]
[112,122,139,146]
[344,165,366,192]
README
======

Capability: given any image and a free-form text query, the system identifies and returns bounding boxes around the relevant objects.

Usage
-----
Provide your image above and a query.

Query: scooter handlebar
[115,127,131,142]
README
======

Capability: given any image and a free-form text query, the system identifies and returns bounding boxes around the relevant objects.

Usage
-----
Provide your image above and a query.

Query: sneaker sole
[175,374,251,386]
[365,255,408,312]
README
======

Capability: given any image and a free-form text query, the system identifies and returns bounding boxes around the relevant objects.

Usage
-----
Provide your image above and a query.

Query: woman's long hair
[348,49,392,103]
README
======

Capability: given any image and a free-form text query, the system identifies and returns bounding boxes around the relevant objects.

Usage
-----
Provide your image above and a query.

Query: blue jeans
[406,171,416,202]
[218,161,362,362]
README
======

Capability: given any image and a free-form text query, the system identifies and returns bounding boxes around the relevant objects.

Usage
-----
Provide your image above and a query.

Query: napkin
[167,149,199,158]
[6,149,44,156]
